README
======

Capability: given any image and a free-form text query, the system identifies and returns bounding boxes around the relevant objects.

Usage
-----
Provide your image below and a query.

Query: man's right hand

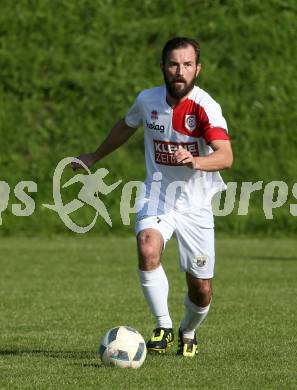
[71,152,97,171]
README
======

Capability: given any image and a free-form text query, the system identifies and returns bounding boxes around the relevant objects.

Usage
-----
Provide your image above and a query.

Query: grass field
[0,235,296,389]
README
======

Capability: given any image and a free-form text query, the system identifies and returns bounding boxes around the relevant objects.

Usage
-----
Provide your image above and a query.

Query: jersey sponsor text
[154,140,199,166]
[146,120,165,133]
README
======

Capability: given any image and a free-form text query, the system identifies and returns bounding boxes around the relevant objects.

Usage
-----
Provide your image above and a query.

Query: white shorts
[135,210,215,279]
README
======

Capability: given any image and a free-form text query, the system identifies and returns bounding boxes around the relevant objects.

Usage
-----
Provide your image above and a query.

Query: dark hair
[162,37,200,65]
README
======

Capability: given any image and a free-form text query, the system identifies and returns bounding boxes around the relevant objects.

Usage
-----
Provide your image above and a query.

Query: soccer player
[71,37,233,357]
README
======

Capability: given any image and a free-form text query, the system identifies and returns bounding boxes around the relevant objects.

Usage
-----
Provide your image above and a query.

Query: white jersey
[125,85,230,227]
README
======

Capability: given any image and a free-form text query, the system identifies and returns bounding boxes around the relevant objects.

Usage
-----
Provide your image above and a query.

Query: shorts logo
[185,115,197,131]
[154,140,199,166]
[196,255,207,267]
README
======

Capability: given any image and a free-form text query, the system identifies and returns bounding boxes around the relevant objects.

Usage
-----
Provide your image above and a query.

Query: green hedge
[0,0,296,235]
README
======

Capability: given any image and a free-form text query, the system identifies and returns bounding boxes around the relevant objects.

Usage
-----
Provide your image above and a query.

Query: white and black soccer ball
[99,326,147,369]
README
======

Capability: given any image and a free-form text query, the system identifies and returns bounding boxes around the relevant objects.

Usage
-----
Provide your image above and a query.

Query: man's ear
[160,62,164,72]
[196,63,202,77]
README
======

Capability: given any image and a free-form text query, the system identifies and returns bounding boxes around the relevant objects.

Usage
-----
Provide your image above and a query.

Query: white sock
[139,265,172,328]
[180,295,211,339]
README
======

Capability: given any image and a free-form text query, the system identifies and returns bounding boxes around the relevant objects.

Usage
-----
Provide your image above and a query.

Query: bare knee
[137,229,163,271]
[186,273,212,307]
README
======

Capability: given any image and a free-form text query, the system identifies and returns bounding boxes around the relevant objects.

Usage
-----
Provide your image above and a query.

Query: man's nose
[176,64,184,76]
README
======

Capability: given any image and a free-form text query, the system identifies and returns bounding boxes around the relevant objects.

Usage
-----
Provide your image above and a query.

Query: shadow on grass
[0,348,178,370]
[0,349,97,360]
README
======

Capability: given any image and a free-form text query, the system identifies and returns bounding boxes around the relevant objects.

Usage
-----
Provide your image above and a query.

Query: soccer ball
[99,326,147,369]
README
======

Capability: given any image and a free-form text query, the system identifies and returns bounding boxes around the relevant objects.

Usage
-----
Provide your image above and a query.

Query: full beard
[164,73,197,100]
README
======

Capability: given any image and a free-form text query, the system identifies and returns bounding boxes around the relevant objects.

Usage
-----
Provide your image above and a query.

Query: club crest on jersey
[185,115,197,131]
[151,110,158,120]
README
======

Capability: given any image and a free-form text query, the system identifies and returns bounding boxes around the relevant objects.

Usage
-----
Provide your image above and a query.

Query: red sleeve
[203,126,230,144]
[197,104,230,143]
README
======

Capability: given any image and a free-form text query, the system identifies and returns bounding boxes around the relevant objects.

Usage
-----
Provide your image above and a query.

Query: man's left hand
[174,145,196,169]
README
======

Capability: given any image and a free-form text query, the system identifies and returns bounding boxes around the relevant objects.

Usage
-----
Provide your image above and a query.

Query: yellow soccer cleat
[176,328,198,357]
[146,327,174,354]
